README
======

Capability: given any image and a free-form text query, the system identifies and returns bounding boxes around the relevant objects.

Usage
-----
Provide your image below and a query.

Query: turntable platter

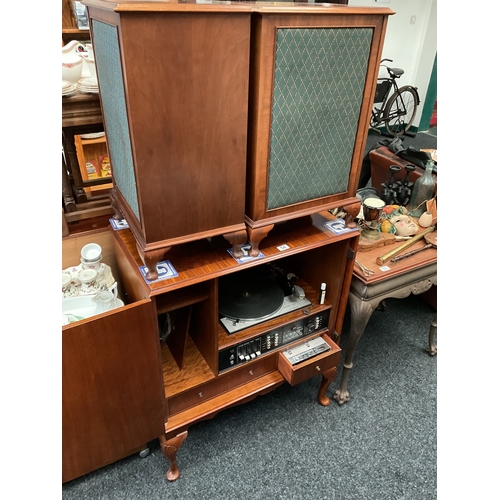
[219,275,285,321]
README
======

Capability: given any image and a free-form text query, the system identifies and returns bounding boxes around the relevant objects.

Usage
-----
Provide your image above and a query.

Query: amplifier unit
[218,309,330,372]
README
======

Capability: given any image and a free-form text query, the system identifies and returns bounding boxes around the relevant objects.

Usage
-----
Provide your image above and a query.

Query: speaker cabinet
[87,4,253,279]
[85,1,392,275]
[245,8,390,254]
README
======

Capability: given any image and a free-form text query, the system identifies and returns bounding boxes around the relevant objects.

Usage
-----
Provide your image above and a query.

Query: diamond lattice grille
[92,20,140,222]
[267,27,373,210]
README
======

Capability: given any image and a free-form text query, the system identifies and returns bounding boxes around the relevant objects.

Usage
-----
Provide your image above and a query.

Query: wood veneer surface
[113,212,359,296]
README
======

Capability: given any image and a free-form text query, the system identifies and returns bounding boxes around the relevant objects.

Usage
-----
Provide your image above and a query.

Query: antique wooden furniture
[62,92,104,207]
[62,0,113,218]
[62,90,115,227]
[83,0,392,280]
[63,0,91,45]
[333,231,437,406]
[112,211,357,481]
[62,212,359,482]
[63,0,392,483]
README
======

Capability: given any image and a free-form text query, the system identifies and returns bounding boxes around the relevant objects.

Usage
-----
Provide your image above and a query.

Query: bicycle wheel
[383,86,418,137]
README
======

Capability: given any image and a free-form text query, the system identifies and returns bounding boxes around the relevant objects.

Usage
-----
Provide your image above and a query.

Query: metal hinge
[347,247,356,261]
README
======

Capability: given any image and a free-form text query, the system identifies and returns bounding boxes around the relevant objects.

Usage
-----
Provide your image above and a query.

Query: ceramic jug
[62,40,85,83]
[92,283,118,314]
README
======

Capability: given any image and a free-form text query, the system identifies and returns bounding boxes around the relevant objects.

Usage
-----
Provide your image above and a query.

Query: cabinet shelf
[114,212,356,297]
[161,336,215,399]
[80,137,107,146]
[62,28,90,34]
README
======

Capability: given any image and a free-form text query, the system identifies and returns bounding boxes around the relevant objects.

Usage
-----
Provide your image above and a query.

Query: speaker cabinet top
[83,0,393,16]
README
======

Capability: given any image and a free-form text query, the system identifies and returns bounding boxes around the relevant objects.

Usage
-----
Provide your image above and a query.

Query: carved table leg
[223,229,248,259]
[425,314,437,356]
[136,244,170,282]
[318,366,337,406]
[159,431,188,482]
[246,224,274,257]
[333,293,378,405]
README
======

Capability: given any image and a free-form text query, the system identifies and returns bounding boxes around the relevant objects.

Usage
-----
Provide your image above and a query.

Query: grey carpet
[62,294,437,500]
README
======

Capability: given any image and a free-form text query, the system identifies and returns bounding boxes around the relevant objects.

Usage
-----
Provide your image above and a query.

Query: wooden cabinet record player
[83,0,392,280]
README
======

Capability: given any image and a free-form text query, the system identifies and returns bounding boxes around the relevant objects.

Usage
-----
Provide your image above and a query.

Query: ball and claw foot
[333,389,350,405]
[425,344,437,356]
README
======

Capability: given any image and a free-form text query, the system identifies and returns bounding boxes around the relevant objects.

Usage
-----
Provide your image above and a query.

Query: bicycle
[370,59,420,137]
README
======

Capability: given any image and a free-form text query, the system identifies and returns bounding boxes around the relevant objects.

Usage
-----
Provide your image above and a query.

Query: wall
[348,0,437,130]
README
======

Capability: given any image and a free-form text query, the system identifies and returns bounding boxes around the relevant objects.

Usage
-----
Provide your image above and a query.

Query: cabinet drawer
[277,334,341,386]
[168,355,276,415]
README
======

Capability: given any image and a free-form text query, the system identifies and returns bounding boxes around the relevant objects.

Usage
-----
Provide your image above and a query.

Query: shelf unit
[62,0,91,44]
[74,134,112,196]
[62,0,392,486]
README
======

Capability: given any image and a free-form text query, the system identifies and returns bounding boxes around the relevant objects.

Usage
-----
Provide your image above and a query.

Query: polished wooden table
[333,232,437,405]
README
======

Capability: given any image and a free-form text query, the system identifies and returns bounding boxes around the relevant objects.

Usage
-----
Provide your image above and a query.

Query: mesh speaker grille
[267,27,373,210]
[92,20,140,222]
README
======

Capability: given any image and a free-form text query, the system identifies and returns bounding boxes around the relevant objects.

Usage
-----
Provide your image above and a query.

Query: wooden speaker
[86,1,392,273]
[245,8,391,254]
[88,5,253,279]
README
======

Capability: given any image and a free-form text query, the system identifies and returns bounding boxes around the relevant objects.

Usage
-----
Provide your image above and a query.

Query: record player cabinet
[83,0,391,278]
[108,211,358,481]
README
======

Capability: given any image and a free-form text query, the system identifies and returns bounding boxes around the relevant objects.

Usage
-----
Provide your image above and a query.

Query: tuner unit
[218,309,330,372]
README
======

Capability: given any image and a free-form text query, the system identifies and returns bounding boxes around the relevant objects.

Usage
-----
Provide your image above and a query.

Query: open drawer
[277,334,341,386]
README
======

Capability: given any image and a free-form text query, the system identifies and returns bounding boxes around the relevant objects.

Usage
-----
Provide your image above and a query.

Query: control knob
[305,320,316,333]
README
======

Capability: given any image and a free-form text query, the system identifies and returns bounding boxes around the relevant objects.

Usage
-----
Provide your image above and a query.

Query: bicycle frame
[370,59,420,137]
[371,78,407,124]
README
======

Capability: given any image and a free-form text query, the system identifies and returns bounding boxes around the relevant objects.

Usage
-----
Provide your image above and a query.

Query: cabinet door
[62,299,164,483]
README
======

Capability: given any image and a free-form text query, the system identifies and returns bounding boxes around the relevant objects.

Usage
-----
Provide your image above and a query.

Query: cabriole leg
[159,431,188,482]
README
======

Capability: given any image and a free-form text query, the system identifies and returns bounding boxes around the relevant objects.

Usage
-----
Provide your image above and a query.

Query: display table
[333,233,437,405]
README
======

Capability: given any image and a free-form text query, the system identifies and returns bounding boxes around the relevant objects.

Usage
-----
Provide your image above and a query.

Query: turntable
[218,265,312,335]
